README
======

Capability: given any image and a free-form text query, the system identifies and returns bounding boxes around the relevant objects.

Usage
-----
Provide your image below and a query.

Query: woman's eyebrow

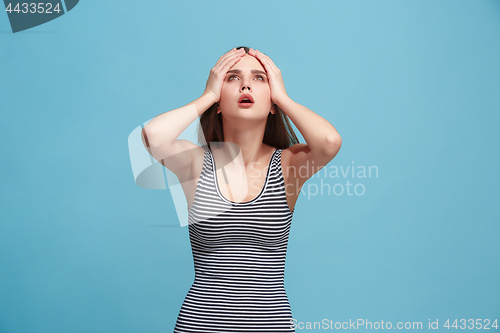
[226,69,267,76]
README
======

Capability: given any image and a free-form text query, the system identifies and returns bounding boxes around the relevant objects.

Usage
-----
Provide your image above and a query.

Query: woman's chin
[223,108,269,120]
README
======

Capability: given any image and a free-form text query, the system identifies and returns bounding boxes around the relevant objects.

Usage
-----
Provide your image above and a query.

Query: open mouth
[238,94,254,107]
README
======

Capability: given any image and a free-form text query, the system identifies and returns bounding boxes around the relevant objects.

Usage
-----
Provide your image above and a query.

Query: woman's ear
[270,105,276,115]
[217,105,221,114]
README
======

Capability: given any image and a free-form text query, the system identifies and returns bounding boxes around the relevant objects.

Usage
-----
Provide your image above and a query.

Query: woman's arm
[275,95,342,156]
[142,92,215,152]
[276,94,342,185]
[249,49,341,182]
[142,48,246,176]
[141,93,215,178]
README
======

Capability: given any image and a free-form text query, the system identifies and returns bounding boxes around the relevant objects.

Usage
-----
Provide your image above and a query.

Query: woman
[142,46,341,332]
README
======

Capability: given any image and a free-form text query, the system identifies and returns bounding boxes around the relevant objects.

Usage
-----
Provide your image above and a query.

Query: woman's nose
[240,75,252,91]
[240,80,251,91]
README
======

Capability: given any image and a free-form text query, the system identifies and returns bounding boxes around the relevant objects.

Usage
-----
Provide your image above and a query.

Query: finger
[255,51,280,74]
[214,50,245,72]
[256,50,267,57]
[252,50,272,67]
[218,49,245,68]
[255,50,273,65]
[255,50,275,65]
[253,53,273,74]
[250,50,268,69]
[216,48,245,68]
[215,48,237,65]
[214,48,244,67]
[216,52,245,76]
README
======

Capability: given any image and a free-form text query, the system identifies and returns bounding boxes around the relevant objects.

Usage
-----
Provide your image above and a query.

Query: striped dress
[173,146,295,333]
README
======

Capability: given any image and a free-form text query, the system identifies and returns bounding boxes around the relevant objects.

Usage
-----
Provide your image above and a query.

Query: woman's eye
[228,75,264,81]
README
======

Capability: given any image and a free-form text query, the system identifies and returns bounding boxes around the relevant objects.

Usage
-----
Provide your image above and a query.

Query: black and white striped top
[174,146,295,333]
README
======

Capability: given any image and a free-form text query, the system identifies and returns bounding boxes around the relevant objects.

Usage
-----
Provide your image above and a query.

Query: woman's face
[218,54,273,119]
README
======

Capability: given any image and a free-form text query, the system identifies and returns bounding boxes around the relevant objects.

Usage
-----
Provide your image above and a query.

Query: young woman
[142,46,341,332]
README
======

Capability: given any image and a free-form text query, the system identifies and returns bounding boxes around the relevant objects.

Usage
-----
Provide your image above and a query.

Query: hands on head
[203,48,245,103]
[203,47,288,106]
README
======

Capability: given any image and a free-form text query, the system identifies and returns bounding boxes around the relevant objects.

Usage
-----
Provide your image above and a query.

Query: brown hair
[198,46,299,150]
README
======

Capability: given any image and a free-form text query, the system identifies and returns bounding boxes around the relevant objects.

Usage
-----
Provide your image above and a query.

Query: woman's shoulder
[280,143,308,162]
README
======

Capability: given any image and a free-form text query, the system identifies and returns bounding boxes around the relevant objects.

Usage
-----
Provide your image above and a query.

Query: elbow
[324,133,342,156]
[141,126,157,149]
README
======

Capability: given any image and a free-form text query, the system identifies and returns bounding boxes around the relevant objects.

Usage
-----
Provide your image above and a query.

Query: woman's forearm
[277,95,342,155]
[143,92,216,148]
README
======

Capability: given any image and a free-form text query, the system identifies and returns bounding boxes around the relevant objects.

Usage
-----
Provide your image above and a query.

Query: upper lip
[238,94,254,103]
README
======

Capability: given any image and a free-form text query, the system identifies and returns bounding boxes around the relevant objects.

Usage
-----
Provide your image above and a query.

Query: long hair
[198,46,299,150]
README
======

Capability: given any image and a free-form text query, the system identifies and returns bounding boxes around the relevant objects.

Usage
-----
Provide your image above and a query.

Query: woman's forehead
[229,54,265,72]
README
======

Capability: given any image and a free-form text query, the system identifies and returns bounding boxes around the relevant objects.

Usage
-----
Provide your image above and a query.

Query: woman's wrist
[202,90,218,105]
[192,92,218,117]
[208,90,218,103]
[274,94,291,109]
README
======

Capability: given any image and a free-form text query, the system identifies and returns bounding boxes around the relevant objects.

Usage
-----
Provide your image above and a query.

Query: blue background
[1,0,499,332]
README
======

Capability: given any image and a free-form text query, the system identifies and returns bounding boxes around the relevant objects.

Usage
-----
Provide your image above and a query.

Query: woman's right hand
[203,47,246,103]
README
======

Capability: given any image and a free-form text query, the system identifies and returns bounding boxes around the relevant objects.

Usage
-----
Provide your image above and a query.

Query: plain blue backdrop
[1,1,499,332]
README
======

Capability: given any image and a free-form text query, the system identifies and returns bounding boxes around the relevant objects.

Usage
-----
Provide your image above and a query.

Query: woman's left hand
[248,48,288,105]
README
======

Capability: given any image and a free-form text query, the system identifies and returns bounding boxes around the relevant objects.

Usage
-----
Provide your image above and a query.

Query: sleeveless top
[173,146,295,333]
